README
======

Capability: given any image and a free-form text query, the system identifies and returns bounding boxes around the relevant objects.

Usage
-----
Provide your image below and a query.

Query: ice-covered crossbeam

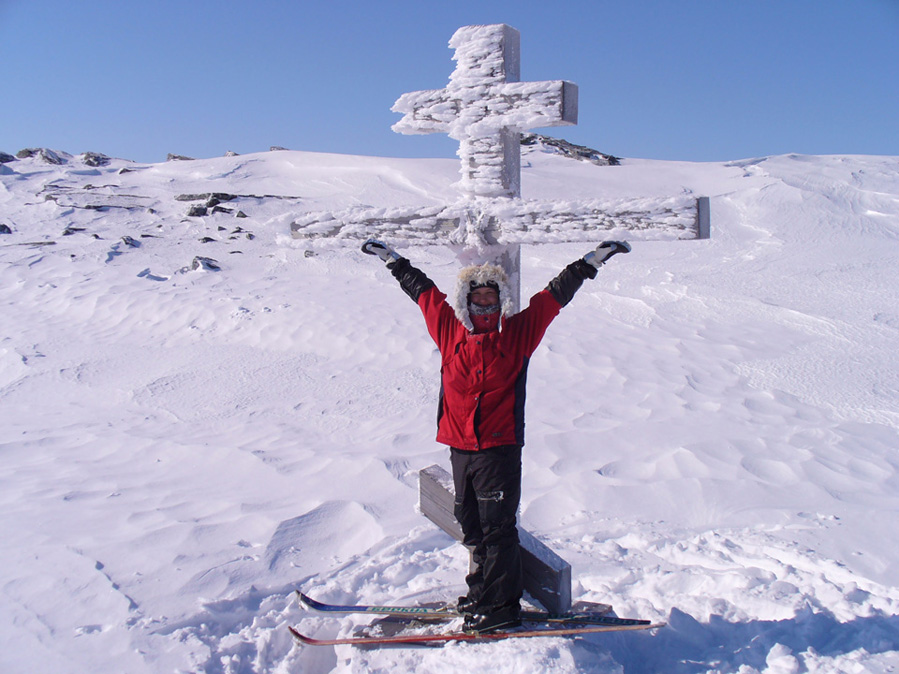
[392,24,577,198]
[289,196,711,243]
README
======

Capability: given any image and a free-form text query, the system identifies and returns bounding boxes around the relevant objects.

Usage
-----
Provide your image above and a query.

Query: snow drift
[1,146,898,673]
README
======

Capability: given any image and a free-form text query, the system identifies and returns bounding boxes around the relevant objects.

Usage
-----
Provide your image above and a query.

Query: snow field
[1,148,898,672]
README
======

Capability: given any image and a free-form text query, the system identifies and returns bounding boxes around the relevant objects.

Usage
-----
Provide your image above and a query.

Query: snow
[392,24,575,198]
[1,146,899,673]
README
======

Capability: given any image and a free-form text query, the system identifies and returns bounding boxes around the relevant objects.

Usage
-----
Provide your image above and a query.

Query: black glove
[362,239,400,264]
[584,240,631,268]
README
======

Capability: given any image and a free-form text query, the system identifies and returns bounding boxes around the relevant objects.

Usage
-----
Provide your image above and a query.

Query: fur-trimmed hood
[452,263,515,333]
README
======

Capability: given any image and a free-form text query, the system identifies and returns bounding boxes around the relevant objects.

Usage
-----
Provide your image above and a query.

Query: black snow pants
[450,444,523,614]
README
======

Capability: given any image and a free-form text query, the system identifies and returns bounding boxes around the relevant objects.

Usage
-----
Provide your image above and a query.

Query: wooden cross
[392,23,577,199]
[291,23,710,310]
[288,23,709,612]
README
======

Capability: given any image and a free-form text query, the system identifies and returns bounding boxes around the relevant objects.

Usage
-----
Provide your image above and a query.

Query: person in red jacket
[363,239,631,633]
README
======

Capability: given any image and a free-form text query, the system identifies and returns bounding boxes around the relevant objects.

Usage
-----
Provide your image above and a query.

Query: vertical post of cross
[449,24,522,199]
[392,24,579,310]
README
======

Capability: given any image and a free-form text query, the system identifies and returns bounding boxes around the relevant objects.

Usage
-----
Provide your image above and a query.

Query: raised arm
[546,240,631,307]
[362,239,435,303]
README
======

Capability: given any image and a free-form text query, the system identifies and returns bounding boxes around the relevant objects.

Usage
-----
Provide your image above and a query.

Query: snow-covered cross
[391,23,578,199]
[291,23,710,309]
[289,24,709,613]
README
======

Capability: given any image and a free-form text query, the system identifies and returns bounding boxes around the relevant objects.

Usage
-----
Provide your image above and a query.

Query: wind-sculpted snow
[1,148,899,673]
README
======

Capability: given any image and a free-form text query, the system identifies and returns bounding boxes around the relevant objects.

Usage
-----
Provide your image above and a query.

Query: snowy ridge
[1,148,899,673]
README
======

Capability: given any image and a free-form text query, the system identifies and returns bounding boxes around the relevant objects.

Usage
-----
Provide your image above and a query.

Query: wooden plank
[288,194,707,243]
[518,528,572,614]
[419,464,462,541]
[697,196,711,240]
[418,464,572,613]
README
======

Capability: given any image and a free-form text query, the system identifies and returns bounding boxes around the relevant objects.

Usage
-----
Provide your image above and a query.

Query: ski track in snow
[1,149,899,673]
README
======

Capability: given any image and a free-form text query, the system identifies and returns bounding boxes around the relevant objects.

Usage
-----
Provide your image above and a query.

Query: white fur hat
[452,262,515,332]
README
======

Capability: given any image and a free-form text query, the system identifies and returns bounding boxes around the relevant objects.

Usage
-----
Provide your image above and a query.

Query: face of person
[470,287,499,307]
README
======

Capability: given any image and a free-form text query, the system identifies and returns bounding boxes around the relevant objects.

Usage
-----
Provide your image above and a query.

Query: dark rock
[192,256,220,271]
[81,152,110,167]
[236,210,248,218]
[205,194,238,208]
[0,224,12,234]
[122,236,140,248]
[187,205,208,217]
[17,148,66,164]
[62,227,86,236]
[270,146,289,151]
[212,206,233,215]
[199,236,217,243]
[177,193,237,204]
[0,152,15,164]
[167,153,195,162]
[520,133,620,166]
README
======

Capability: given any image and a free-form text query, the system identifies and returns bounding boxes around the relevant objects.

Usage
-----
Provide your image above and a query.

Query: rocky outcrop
[175,193,238,204]
[81,152,111,167]
[0,152,16,164]
[190,256,221,271]
[16,148,67,164]
[187,205,208,217]
[521,134,620,166]
[178,193,241,218]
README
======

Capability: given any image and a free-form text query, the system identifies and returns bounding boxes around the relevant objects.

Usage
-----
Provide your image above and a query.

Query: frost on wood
[292,24,709,248]
[392,24,577,198]
[292,21,709,307]
[290,196,705,246]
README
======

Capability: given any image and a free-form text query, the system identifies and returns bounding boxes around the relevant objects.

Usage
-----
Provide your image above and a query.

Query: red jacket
[390,258,597,452]
[418,285,562,450]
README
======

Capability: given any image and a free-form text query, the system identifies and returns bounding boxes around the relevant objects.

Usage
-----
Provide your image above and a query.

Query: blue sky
[2,0,897,163]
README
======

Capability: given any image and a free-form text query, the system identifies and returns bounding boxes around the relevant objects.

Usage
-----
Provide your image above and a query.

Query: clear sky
[2,0,897,164]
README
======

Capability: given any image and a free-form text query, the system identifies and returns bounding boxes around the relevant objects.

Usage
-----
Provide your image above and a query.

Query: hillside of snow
[1,146,898,673]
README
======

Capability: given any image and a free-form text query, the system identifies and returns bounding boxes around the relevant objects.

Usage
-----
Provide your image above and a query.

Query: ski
[296,590,625,625]
[297,591,457,619]
[288,620,665,647]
